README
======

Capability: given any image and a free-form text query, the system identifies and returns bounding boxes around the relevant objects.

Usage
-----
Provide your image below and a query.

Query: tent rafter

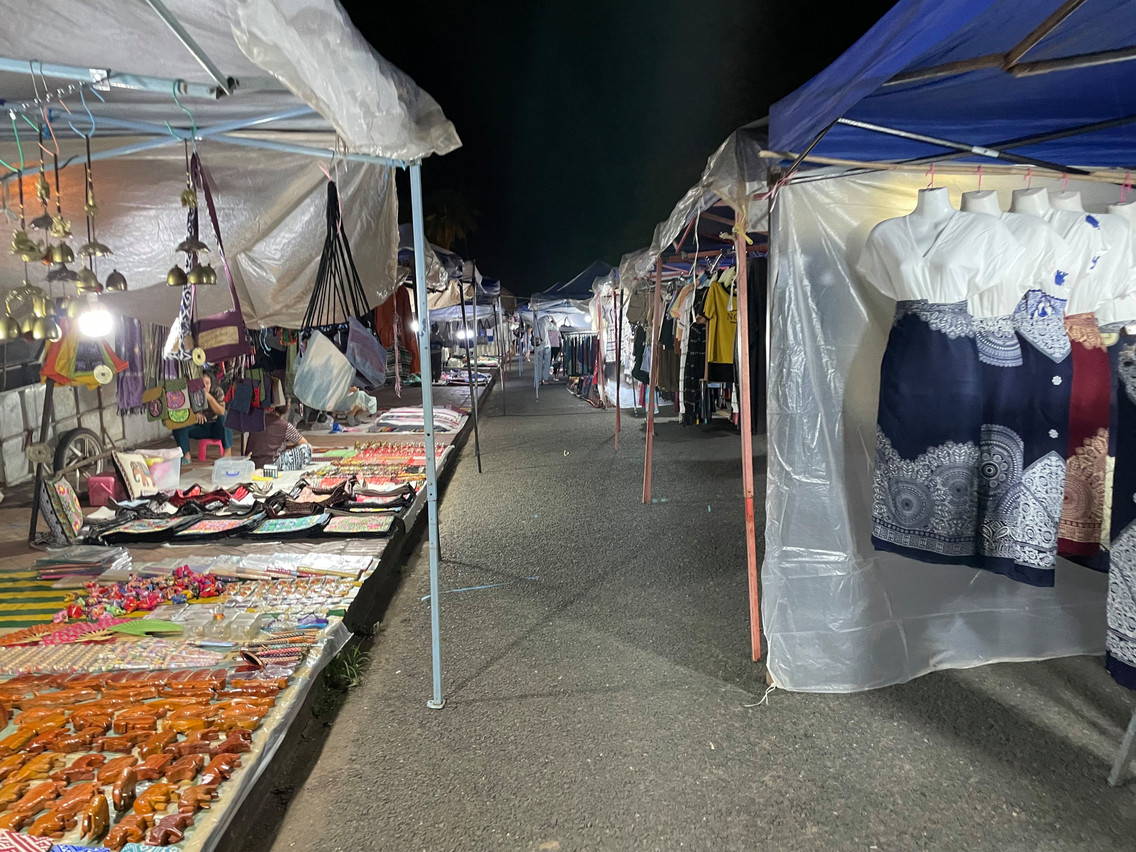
[140,0,232,95]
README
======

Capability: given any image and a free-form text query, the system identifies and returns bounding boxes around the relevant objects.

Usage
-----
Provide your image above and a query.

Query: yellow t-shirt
[700,273,738,364]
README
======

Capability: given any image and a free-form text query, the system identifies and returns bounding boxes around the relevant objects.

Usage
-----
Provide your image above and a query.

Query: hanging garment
[858,207,1024,565]
[682,291,708,425]
[701,270,738,365]
[969,213,1072,584]
[1107,337,1136,689]
[116,317,145,412]
[1058,312,1111,560]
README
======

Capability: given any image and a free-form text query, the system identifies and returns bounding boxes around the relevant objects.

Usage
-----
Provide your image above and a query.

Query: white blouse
[1041,208,1110,315]
[969,212,1072,318]
[1093,212,1136,326]
[857,210,1024,305]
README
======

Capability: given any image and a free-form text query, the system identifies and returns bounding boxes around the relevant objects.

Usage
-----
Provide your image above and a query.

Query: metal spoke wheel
[52,427,107,496]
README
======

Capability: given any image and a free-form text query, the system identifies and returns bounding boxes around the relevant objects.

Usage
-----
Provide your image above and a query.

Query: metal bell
[77,267,102,293]
[181,188,198,208]
[19,313,35,335]
[44,317,63,342]
[65,297,84,319]
[186,264,209,286]
[46,243,74,265]
[199,264,217,285]
[0,316,17,341]
[11,232,43,262]
[31,294,49,319]
[104,269,127,292]
[167,266,188,287]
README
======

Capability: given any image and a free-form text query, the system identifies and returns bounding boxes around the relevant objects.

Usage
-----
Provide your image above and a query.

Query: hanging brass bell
[104,269,127,292]
[43,317,63,342]
[31,316,50,340]
[167,266,188,287]
[11,232,43,262]
[77,267,102,293]
[181,188,198,208]
[186,264,210,287]
[0,316,16,341]
[175,238,210,255]
[31,294,49,319]
[65,297,84,319]
[46,243,74,265]
[78,240,112,258]
[199,264,217,286]
[19,313,35,336]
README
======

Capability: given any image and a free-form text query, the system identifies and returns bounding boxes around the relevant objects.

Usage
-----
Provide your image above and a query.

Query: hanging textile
[302,181,371,330]
[1106,336,1136,690]
[116,317,145,412]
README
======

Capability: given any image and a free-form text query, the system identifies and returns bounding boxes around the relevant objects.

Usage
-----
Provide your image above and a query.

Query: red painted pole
[642,259,664,504]
[734,211,761,662]
[615,289,622,450]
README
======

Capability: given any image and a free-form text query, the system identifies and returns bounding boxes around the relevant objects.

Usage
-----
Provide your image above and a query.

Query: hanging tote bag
[292,330,355,411]
[191,154,253,363]
[345,316,387,388]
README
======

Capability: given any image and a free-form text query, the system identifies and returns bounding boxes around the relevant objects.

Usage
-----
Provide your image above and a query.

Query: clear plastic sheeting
[231,0,460,161]
[763,168,1111,693]
[648,122,770,262]
[0,139,398,329]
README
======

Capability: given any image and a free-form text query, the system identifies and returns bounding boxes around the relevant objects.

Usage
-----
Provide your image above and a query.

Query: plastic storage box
[145,448,183,493]
[212,456,256,487]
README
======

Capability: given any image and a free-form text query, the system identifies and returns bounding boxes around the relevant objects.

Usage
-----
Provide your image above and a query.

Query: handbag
[191,154,252,363]
[345,316,388,388]
[292,330,355,411]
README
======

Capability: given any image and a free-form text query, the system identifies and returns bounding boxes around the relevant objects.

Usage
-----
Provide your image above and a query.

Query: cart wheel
[53,427,106,495]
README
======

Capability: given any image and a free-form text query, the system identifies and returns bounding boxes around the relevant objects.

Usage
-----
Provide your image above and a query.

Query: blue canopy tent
[545,260,614,301]
[760,0,1136,700]
[770,0,1136,170]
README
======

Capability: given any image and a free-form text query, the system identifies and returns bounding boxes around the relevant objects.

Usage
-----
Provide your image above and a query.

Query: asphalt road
[267,375,1136,852]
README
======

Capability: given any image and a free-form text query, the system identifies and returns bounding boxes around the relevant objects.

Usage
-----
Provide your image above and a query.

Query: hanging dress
[968,212,1071,585]
[1107,338,1136,689]
[1045,209,1112,561]
[858,209,1024,565]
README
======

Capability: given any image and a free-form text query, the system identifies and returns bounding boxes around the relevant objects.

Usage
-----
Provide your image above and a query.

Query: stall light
[77,296,114,338]
[455,327,471,340]
[409,320,420,333]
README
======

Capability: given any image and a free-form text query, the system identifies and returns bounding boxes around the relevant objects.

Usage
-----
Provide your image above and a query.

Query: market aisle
[265,378,1136,852]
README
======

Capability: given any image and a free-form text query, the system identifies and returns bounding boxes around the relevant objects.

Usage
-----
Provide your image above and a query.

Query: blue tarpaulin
[770,0,1136,168]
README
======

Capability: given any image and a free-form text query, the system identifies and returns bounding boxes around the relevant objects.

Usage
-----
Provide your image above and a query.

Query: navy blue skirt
[872,301,982,564]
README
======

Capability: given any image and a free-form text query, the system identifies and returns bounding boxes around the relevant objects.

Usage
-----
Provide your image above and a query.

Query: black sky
[344,0,896,294]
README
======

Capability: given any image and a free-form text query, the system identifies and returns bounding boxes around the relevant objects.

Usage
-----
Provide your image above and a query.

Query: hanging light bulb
[77,295,113,339]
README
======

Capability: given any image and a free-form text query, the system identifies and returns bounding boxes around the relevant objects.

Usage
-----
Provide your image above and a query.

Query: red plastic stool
[196,438,224,461]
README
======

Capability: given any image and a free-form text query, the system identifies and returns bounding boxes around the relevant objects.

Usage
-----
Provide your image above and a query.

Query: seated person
[340,386,377,427]
[172,371,231,466]
[246,382,309,469]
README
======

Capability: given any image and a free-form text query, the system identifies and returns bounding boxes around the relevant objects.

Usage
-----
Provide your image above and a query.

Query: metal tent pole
[734,211,761,662]
[458,279,483,473]
[493,297,506,416]
[641,258,663,503]
[410,163,444,710]
[615,289,622,450]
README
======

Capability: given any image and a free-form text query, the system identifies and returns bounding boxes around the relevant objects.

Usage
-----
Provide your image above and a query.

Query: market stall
[760,0,1136,711]
[0,0,466,848]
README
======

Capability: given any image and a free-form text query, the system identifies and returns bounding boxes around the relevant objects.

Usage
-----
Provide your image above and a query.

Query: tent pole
[494,297,506,416]
[734,210,761,662]
[139,0,233,94]
[642,258,663,504]
[410,163,444,710]
[614,289,622,450]
[459,277,483,473]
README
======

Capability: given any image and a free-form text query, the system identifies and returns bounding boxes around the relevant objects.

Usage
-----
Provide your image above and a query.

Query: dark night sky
[345,1,896,294]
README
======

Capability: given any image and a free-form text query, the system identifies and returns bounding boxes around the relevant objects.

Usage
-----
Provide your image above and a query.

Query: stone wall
[0,382,171,487]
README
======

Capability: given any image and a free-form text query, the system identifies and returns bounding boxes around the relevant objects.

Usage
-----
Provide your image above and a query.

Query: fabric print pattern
[872,431,980,557]
[1059,428,1109,545]
[895,300,974,339]
[1012,290,1070,362]
[1106,519,1136,684]
[251,514,329,535]
[1064,313,1107,350]
[175,518,254,536]
[980,445,1065,572]
[324,515,394,535]
[1119,344,1136,406]
[973,316,1022,367]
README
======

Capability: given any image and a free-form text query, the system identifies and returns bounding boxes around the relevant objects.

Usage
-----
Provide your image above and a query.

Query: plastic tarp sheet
[518,300,592,331]
[769,0,1136,167]
[0,138,398,329]
[0,0,459,162]
[763,168,1113,692]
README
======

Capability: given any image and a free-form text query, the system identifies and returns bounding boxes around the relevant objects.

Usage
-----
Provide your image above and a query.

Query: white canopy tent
[0,0,458,708]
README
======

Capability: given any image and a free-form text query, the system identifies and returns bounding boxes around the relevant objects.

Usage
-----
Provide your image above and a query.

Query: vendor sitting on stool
[172,371,231,466]
[340,386,377,427]
[247,380,309,469]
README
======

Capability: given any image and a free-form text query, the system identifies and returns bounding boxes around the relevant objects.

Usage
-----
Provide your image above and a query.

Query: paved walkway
[266,376,1136,852]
